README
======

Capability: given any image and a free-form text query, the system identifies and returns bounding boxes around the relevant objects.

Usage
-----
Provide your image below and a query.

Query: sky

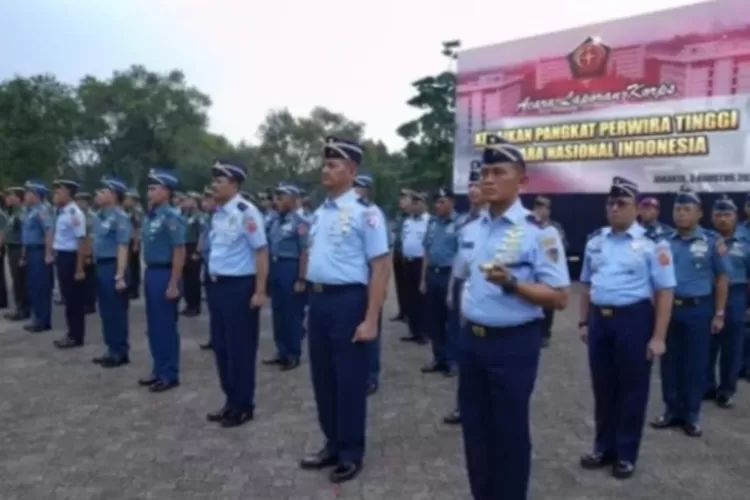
[0,0,708,151]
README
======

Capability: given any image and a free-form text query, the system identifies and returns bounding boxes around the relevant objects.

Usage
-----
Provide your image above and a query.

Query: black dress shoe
[400,335,419,342]
[367,382,379,396]
[53,337,83,349]
[612,460,635,479]
[650,414,683,429]
[92,354,111,365]
[389,314,405,322]
[24,324,51,333]
[138,376,158,387]
[716,394,734,409]
[3,311,26,321]
[329,461,362,483]
[100,356,129,368]
[682,423,703,437]
[280,359,301,371]
[149,379,179,393]
[199,341,213,350]
[220,410,253,428]
[541,337,551,348]
[181,309,199,318]
[299,449,339,470]
[443,409,461,425]
[703,388,717,401]
[84,306,96,315]
[262,356,284,365]
[421,362,447,374]
[580,452,615,470]
[206,407,230,422]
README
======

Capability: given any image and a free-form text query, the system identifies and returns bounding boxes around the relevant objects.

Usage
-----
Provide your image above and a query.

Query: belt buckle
[471,324,486,337]
[674,299,683,306]
[600,308,613,317]
[313,283,323,293]
[210,275,217,283]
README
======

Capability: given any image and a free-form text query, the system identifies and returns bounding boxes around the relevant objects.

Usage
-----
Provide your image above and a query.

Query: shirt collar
[669,226,705,240]
[323,189,357,209]
[479,198,526,225]
[603,222,643,239]
[219,194,243,213]
[150,202,172,217]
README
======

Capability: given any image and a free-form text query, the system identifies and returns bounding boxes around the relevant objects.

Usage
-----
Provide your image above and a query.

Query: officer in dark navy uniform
[298,137,389,484]
[197,186,215,350]
[2,187,30,321]
[180,191,206,317]
[578,177,676,479]
[638,196,672,237]
[75,192,97,314]
[458,136,569,500]
[124,191,143,300]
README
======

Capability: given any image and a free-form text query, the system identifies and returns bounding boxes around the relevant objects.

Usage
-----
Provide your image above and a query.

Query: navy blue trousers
[308,284,371,464]
[707,285,746,397]
[96,260,130,358]
[448,278,464,409]
[208,275,259,413]
[368,311,382,387]
[661,298,712,424]
[459,320,541,500]
[270,259,304,361]
[55,251,86,342]
[588,300,653,463]
[424,268,453,367]
[145,267,180,382]
[25,247,53,328]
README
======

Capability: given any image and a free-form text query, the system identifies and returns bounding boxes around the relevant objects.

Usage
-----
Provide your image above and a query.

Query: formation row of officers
[1,132,748,500]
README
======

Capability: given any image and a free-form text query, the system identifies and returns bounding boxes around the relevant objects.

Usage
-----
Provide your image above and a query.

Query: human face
[398,194,411,211]
[276,193,295,212]
[23,190,39,205]
[480,162,526,204]
[638,205,659,224]
[53,187,69,207]
[433,197,453,217]
[467,182,482,206]
[673,203,701,229]
[321,158,355,190]
[532,203,550,221]
[211,176,236,203]
[96,188,115,207]
[712,210,736,233]
[605,196,637,228]
[147,184,170,206]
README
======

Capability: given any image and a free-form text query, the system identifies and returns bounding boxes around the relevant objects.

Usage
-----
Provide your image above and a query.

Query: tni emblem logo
[567,37,611,79]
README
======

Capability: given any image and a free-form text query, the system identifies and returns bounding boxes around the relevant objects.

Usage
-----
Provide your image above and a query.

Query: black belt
[404,256,423,263]
[466,320,538,338]
[593,300,650,317]
[674,296,708,307]
[271,256,299,262]
[6,243,22,248]
[209,274,253,283]
[54,250,77,255]
[309,282,366,294]
[146,263,171,269]
[429,266,452,274]
[96,257,116,265]
[24,244,44,250]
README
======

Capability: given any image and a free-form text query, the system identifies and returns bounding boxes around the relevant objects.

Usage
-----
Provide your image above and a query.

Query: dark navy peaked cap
[212,159,247,183]
[100,175,128,194]
[434,187,454,200]
[675,184,701,205]
[469,160,481,183]
[354,171,374,189]
[713,194,736,212]
[52,179,80,193]
[324,136,363,165]
[609,176,639,199]
[147,168,179,189]
[482,135,525,168]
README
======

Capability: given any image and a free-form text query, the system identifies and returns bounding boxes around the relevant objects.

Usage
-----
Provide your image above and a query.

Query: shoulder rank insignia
[356,197,372,207]
[524,214,542,227]
[237,202,248,211]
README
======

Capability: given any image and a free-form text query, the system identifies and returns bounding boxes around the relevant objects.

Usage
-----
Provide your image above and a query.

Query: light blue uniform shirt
[21,202,53,246]
[53,202,86,251]
[723,232,750,285]
[269,210,309,259]
[461,199,570,327]
[580,223,676,306]
[668,228,729,297]
[306,189,389,285]
[424,213,459,267]
[92,206,132,258]
[208,194,267,276]
[402,212,430,258]
[452,211,481,279]
[143,203,186,264]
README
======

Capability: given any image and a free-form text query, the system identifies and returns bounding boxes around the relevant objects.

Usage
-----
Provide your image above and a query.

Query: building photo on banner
[453,0,750,194]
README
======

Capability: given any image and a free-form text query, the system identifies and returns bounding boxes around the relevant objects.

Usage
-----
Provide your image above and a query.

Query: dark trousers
[403,257,424,339]
[208,275,259,412]
[308,284,371,464]
[707,285,746,397]
[7,245,29,315]
[660,298,712,425]
[424,267,452,366]
[0,246,7,308]
[127,247,141,298]
[459,321,541,500]
[96,260,130,358]
[368,311,383,386]
[392,251,407,316]
[183,243,202,311]
[55,251,86,342]
[270,259,304,361]
[84,260,96,313]
[542,308,554,339]
[588,300,653,464]
[145,267,180,382]
[25,247,53,328]
[448,278,464,410]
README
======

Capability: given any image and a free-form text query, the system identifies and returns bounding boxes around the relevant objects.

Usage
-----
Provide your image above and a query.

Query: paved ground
[1,284,749,500]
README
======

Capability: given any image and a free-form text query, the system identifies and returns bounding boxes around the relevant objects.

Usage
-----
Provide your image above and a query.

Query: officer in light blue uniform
[21,180,55,332]
[421,187,459,377]
[204,159,269,429]
[91,175,133,368]
[263,183,308,371]
[51,179,87,349]
[352,171,386,395]
[578,177,676,480]
[299,137,389,484]
[651,186,730,438]
[400,191,430,344]
[459,135,569,500]
[136,168,186,393]
[705,195,748,408]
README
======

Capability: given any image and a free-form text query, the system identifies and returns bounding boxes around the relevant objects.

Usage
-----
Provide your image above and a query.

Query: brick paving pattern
[0,284,749,499]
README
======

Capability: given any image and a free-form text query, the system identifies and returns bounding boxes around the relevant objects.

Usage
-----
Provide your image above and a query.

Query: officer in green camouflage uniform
[75,192,97,314]
[124,191,143,299]
[181,191,206,317]
[2,187,30,320]
[390,188,413,322]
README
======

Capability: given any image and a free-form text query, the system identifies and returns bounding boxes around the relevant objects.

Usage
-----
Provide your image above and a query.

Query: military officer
[577,177,676,480]
[75,192,97,314]
[180,191,206,317]
[400,191,430,344]
[136,168,186,392]
[296,188,314,223]
[298,137,388,484]
[390,188,413,322]
[204,159,268,428]
[263,183,308,371]
[21,180,55,333]
[458,135,569,500]
[443,160,483,425]
[172,191,185,208]
[638,196,672,236]
[123,191,143,299]
[0,197,8,310]
[420,187,459,376]
[353,172,387,395]
[705,195,748,408]
[257,190,277,232]
[197,186,215,350]
[3,187,30,321]
[651,186,729,437]
[91,175,133,368]
[51,179,88,349]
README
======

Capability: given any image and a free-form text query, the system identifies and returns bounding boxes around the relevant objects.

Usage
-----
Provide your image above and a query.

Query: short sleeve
[38,207,53,231]
[115,212,132,245]
[71,207,86,238]
[243,205,267,250]
[362,206,389,260]
[295,215,310,249]
[166,212,186,246]
[579,242,593,284]
[533,225,570,288]
[646,239,677,290]
[712,239,730,275]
